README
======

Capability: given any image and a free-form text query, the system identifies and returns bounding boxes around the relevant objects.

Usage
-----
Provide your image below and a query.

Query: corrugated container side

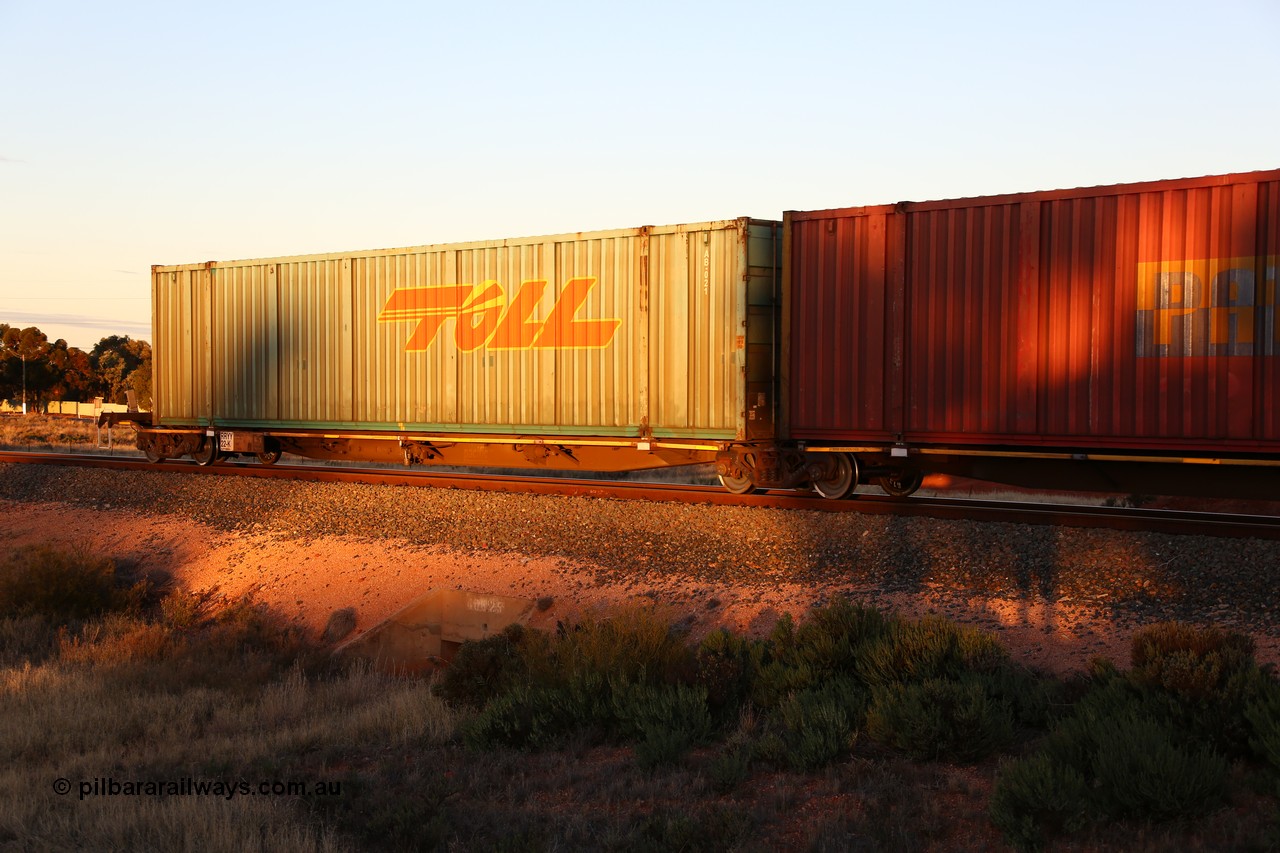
[151,266,212,424]
[152,219,779,442]
[786,169,1280,454]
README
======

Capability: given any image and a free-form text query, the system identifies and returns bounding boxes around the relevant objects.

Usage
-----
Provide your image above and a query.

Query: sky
[2,0,1277,351]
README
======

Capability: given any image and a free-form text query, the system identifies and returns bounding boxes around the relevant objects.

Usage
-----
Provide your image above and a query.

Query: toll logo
[378,277,622,352]
[1135,257,1278,357]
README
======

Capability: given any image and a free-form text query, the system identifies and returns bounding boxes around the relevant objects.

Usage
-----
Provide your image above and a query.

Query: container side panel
[154,220,764,439]
[789,171,1280,454]
[153,268,213,425]
[279,258,349,424]
[788,213,892,436]
[553,235,641,429]
[646,225,742,434]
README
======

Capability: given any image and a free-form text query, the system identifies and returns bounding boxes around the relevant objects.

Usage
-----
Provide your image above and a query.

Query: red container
[784,169,1280,457]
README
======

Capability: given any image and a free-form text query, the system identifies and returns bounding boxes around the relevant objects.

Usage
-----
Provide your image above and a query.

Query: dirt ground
[5,499,1278,676]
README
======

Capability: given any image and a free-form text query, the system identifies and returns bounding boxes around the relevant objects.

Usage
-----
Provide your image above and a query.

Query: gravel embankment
[3,463,1278,647]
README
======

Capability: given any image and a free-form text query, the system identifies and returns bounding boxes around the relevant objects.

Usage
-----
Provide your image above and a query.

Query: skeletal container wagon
[135,219,786,484]
[779,168,1280,499]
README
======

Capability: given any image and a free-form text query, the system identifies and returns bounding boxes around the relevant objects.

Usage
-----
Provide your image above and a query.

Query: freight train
[112,168,1280,500]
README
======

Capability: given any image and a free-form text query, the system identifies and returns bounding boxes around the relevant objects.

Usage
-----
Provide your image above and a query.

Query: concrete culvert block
[334,589,533,674]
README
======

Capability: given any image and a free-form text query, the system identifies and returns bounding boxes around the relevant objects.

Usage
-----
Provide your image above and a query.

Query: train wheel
[143,446,164,464]
[191,439,219,467]
[256,449,281,465]
[876,469,923,498]
[811,453,856,500]
[718,473,756,495]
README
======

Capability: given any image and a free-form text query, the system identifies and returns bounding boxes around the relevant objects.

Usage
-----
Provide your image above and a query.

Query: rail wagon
[131,219,783,481]
[780,168,1280,499]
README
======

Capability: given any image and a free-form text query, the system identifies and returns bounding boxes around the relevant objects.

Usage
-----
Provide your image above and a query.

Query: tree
[0,325,53,411]
[48,343,96,403]
[90,335,152,406]
[129,357,153,411]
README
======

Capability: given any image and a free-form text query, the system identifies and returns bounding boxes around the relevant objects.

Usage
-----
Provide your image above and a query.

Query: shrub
[434,624,529,709]
[770,677,864,770]
[866,676,1014,762]
[989,753,1091,851]
[634,724,696,770]
[612,681,712,746]
[708,746,752,793]
[158,589,215,630]
[1041,679,1179,772]
[1038,680,1227,819]
[463,683,586,750]
[1129,621,1269,755]
[462,668,615,750]
[1089,715,1227,819]
[972,666,1064,729]
[857,615,1008,687]
[990,673,1233,847]
[746,603,888,710]
[1246,676,1280,773]
[0,544,143,621]
[694,628,756,721]
[1130,621,1256,695]
[551,606,696,689]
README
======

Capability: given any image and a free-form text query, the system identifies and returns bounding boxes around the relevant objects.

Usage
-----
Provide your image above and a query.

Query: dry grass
[0,540,458,851]
[0,413,137,452]
[1,654,457,851]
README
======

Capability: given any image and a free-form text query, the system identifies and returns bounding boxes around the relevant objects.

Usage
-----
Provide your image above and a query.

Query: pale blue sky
[2,0,1277,349]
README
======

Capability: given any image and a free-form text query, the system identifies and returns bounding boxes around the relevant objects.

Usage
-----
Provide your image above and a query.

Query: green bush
[866,676,1014,762]
[613,681,713,767]
[1130,622,1256,696]
[747,601,889,709]
[770,677,864,770]
[1246,676,1280,773]
[463,681,590,750]
[0,544,143,621]
[989,753,1091,851]
[857,615,1008,687]
[1039,681,1226,819]
[1090,715,1227,819]
[1041,679,1179,772]
[972,666,1064,729]
[612,681,712,744]
[694,628,756,721]
[434,624,530,709]
[708,746,752,793]
[551,606,696,689]
[1129,621,1269,755]
[634,724,697,770]
[172,596,314,688]
[990,673,1233,847]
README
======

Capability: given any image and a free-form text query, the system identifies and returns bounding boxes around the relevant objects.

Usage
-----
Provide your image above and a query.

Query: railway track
[2,449,1279,541]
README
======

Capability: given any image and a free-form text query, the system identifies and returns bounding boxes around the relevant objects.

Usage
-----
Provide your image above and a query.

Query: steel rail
[2,450,1278,540]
